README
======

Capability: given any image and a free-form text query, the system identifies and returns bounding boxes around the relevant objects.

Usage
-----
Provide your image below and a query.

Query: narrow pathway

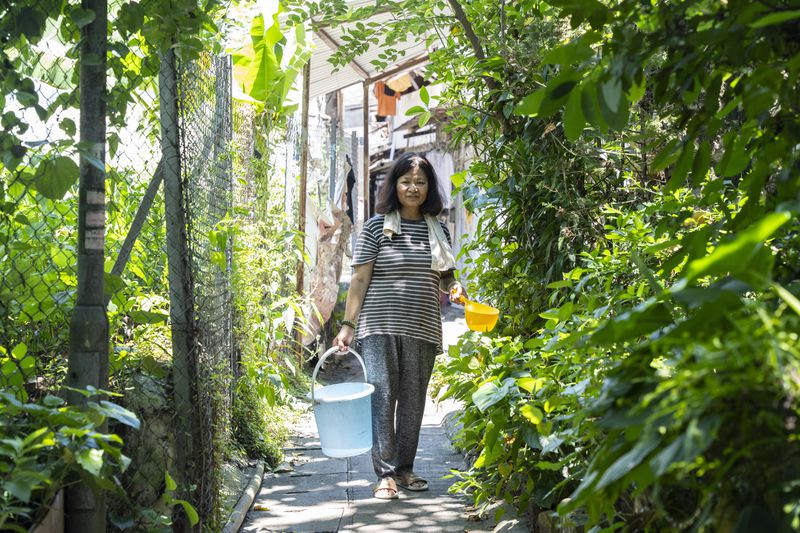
[241,307,527,533]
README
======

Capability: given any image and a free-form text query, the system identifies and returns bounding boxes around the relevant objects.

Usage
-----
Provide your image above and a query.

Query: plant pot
[29,490,63,533]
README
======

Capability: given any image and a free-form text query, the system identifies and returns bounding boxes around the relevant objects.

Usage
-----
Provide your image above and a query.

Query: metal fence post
[66,0,108,530]
[159,47,196,532]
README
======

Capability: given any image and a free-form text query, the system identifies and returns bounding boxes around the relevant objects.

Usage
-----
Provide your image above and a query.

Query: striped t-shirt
[353,214,451,349]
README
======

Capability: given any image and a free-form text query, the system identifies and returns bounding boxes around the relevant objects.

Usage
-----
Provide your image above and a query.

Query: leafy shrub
[0,388,139,530]
[231,375,287,466]
[302,0,800,529]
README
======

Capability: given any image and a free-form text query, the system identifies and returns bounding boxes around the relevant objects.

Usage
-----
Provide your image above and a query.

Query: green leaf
[514,88,545,116]
[231,13,283,105]
[35,156,79,200]
[596,81,628,131]
[542,40,593,65]
[405,105,426,116]
[165,470,177,491]
[418,111,431,128]
[649,437,683,476]
[540,434,564,454]
[600,78,621,113]
[539,71,581,118]
[71,8,96,28]
[60,118,76,136]
[550,78,578,101]
[22,427,50,449]
[520,403,544,425]
[11,343,27,360]
[450,171,466,187]
[516,376,537,392]
[128,310,169,324]
[580,80,606,132]
[716,132,750,177]
[178,499,200,526]
[15,7,46,41]
[665,142,695,192]
[591,300,673,344]
[628,74,646,104]
[563,86,585,141]
[690,140,711,186]
[472,378,515,412]
[419,85,430,106]
[630,252,662,295]
[773,282,800,316]
[595,436,660,489]
[683,211,792,281]
[750,9,800,28]
[651,139,681,172]
[91,401,140,429]
[4,475,39,503]
[76,448,104,476]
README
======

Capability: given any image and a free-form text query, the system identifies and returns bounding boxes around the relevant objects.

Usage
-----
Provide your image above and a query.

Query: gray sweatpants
[359,334,439,479]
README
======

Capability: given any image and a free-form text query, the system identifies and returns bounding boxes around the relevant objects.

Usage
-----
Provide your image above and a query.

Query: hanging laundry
[344,155,356,223]
[425,150,455,209]
[410,70,430,91]
[386,72,413,93]
[374,81,401,116]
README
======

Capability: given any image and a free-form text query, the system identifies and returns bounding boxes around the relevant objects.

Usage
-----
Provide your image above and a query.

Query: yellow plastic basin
[464,300,500,332]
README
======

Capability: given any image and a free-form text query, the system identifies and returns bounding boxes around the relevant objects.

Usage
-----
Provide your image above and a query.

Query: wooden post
[66,0,108,529]
[295,60,311,359]
[160,47,195,532]
[328,91,338,199]
[351,131,358,252]
[362,81,370,219]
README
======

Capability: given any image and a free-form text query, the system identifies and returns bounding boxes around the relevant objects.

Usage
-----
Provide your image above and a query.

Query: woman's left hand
[449,283,468,304]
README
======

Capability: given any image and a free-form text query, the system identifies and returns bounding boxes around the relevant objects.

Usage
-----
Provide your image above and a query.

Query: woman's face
[396,166,428,210]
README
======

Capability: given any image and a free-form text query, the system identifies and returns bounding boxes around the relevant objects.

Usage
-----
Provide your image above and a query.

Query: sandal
[393,472,429,492]
[373,477,399,500]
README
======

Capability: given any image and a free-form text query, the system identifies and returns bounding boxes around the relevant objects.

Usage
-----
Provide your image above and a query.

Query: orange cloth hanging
[374,81,401,116]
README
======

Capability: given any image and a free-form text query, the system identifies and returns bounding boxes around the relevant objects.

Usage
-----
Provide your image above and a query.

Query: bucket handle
[310,346,369,405]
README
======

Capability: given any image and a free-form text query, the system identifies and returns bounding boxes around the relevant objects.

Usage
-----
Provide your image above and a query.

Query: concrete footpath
[240,306,528,533]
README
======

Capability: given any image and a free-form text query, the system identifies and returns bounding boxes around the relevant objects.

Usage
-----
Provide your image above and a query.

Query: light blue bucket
[307,347,375,458]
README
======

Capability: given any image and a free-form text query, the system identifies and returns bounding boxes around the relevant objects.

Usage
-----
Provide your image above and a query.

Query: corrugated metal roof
[305,1,433,99]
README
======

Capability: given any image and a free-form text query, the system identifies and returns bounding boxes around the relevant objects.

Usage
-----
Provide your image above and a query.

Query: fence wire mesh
[178,53,235,526]
[0,7,80,396]
[105,63,173,533]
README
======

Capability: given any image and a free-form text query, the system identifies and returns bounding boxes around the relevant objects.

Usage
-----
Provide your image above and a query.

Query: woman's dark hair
[375,152,444,216]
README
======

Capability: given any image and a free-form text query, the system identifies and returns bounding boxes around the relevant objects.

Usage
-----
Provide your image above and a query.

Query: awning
[306,0,436,99]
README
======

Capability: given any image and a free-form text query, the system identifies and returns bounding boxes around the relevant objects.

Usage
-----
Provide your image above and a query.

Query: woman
[333,152,467,500]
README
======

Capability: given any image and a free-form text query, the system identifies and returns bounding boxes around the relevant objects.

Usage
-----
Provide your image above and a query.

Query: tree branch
[446,0,511,134]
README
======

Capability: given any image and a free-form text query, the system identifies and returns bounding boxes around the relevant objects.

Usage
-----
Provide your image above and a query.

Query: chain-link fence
[0,5,81,397]
[178,53,235,527]
[2,6,242,526]
[1,3,356,529]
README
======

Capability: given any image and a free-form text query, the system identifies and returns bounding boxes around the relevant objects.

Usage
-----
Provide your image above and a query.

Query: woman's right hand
[333,325,355,353]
